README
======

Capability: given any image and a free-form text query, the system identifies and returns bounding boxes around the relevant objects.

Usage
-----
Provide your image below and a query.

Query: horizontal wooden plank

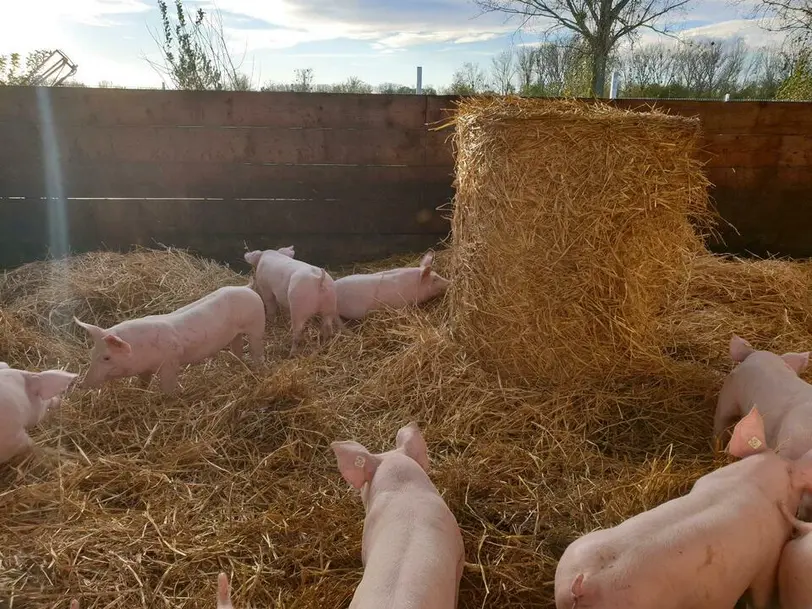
[706,166,812,189]
[703,134,812,167]
[0,198,451,243]
[423,111,812,168]
[426,130,455,166]
[426,96,459,125]
[0,87,431,129]
[614,99,812,136]
[432,129,812,169]
[0,123,429,166]
[0,233,449,272]
[708,184,812,258]
[0,162,455,200]
[426,97,812,135]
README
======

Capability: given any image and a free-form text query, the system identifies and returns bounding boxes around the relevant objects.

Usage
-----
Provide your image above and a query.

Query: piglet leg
[157,363,180,394]
[0,431,35,464]
[229,335,243,357]
[137,372,153,389]
[247,331,264,367]
[747,546,782,609]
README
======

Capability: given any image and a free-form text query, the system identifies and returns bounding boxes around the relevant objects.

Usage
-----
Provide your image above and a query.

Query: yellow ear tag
[748,436,763,450]
[354,456,366,468]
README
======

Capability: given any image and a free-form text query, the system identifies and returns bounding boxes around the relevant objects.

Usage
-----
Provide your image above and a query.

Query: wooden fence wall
[1,87,812,271]
[0,87,455,271]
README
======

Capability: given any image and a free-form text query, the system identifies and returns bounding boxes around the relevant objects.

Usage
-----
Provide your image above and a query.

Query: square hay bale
[448,97,715,386]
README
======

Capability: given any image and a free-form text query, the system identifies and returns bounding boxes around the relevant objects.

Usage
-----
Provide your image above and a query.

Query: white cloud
[371,30,508,50]
[680,18,788,46]
[626,18,788,49]
[0,0,151,54]
[201,0,515,51]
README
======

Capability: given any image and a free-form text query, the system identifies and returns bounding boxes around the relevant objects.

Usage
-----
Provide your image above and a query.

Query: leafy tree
[0,49,74,86]
[776,50,812,99]
[148,0,253,90]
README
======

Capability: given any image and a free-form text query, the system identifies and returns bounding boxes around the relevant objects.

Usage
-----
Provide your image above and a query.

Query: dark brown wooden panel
[426,130,455,166]
[708,183,812,258]
[702,134,812,167]
[0,87,431,129]
[706,166,812,189]
[0,198,450,243]
[0,122,428,166]
[0,232,448,271]
[426,96,459,125]
[613,100,812,136]
[425,97,812,135]
[0,162,455,199]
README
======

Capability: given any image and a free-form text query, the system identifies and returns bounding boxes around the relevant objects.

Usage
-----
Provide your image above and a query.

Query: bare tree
[516,45,537,91]
[448,62,490,94]
[749,45,792,93]
[377,82,417,93]
[331,76,373,94]
[671,38,747,97]
[491,48,517,93]
[473,0,693,96]
[745,0,812,47]
[535,36,593,95]
[293,68,314,92]
[621,42,677,94]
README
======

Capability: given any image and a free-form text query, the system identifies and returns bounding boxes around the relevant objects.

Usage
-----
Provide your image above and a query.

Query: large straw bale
[447,97,715,386]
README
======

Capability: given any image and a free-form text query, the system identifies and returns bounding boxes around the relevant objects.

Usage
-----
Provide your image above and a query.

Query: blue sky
[0,0,786,90]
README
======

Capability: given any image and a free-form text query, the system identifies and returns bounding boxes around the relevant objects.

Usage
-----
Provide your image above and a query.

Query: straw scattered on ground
[3,98,812,609]
[1,244,811,609]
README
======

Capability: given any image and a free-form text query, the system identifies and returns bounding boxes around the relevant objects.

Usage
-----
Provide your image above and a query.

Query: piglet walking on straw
[244,246,342,355]
[555,407,812,609]
[330,422,465,609]
[715,334,812,517]
[74,285,266,393]
[334,250,451,321]
[0,362,77,464]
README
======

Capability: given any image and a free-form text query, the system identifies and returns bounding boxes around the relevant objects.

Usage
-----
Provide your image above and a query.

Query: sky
[0,0,788,90]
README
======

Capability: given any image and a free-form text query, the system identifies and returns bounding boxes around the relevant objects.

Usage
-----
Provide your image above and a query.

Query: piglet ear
[103,334,132,355]
[74,317,105,342]
[244,250,262,267]
[726,407,768,458]
[330,440,381,489]
[419,251,434,281]
[24,370,78,401]
[730,334,755,363]
[217,572,233,609]
[70,600,79,609]
[782,352,810,375]
[396,422,430,472]
[0,362,9,369]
